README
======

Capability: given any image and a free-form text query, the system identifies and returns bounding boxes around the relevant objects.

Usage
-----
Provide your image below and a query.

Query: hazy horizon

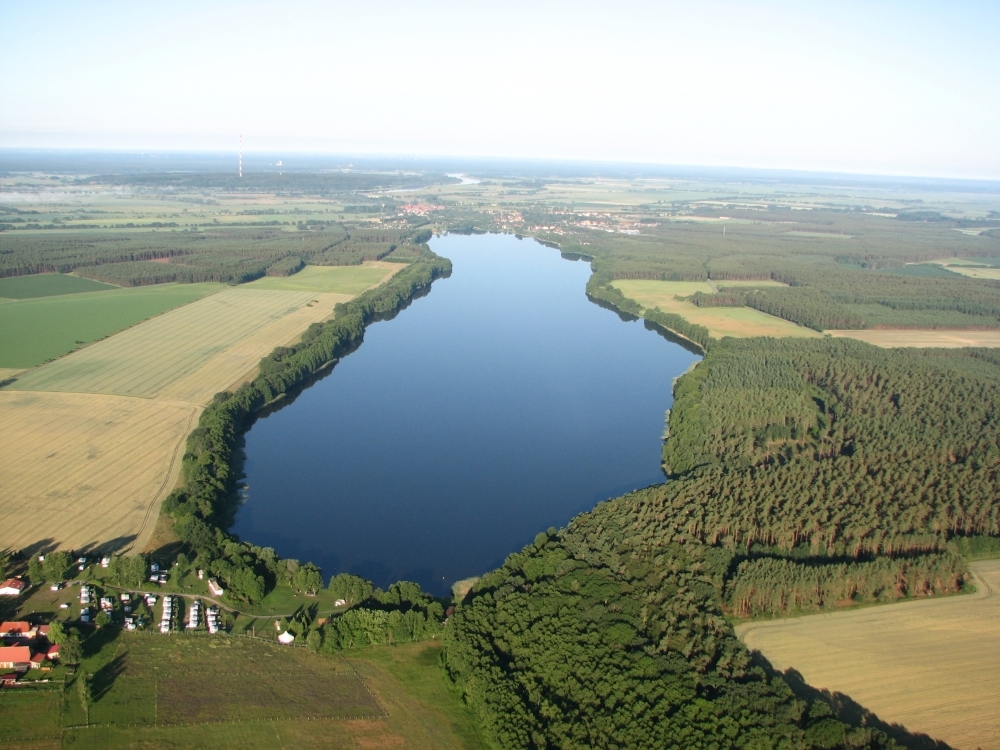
[2,1,998,180]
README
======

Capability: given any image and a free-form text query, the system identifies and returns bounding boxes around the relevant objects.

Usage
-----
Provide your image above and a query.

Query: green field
[0,273,117,299]
[0,633,481,750]
[0,283,223,368]
[245,262,397,294]
[7,288,314,396]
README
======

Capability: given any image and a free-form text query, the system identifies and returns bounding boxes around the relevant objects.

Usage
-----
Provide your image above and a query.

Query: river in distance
[233,233,700,595]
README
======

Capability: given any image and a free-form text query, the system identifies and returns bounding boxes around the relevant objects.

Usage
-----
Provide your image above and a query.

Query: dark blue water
[234,233,700,595]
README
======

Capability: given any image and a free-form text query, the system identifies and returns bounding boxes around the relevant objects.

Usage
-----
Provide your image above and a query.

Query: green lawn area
[0,282,224,368]
[0,273,117,299]
[244,263,395,294]
[1,632,482,750]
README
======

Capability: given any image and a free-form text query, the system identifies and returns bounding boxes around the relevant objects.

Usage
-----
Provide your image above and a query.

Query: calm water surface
[234,234,699,594]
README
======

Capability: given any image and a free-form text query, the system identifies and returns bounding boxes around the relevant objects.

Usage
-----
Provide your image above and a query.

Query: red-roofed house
[38,624,50,638]
[46,644,60,661]
[0,622,36,639]
[0,579,26,597]
[0,673,19,686]
[0,646,32,672]
[30,653,45,669]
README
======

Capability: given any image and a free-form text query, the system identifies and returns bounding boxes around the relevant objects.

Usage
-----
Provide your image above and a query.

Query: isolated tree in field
[48,621,67,645]
[77,674,93,723]
[28,555,44,585]
[109,555,147,589]
[59,635,82,665]
[43,551,70,582]
[293,563,323,595]
[307,628,323,652]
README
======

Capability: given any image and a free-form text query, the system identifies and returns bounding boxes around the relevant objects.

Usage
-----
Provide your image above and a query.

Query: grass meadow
[0,272,116,299]
[613,280,822,339]
[736,560,1000,750]
[0,634,482,750]
[0,282,222,369]
[246,261,401,294]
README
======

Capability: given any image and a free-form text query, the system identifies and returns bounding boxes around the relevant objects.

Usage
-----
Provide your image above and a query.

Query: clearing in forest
[7,288,332,398]
[613,280,822,339]
[828,329,1000,348]
[0,391,200,553]
[245,260,402,294]
[736,559,1000,750]
[0,282,224,369]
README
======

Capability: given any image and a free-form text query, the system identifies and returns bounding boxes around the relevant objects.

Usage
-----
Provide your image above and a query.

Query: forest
[0,225,420,285]
[549,206,1000,330]
[442,332,1000,749]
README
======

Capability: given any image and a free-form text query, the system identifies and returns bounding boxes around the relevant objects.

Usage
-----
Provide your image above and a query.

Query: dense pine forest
[0,225,421,284]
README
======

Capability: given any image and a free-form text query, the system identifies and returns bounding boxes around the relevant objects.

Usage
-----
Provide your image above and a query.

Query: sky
[1,1,998,179]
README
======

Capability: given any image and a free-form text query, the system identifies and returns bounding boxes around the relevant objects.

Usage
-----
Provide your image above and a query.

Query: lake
[233,233,700,595]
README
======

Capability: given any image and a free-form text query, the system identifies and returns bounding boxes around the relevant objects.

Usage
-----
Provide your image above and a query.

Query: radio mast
[239,134,243,179]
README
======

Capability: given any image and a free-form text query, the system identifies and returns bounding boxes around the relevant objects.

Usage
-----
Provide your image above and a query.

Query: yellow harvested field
[157,291,348,403]
[613,280,822,339]
[9,289,320,399]
[0,391,200,554]
[829,329,1000,348]
[736,560,1000,750]
[939,265,1000,281]
[714,279,789,288]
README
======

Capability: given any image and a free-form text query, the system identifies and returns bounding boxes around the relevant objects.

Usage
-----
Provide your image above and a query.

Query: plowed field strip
[736,560,1000,750]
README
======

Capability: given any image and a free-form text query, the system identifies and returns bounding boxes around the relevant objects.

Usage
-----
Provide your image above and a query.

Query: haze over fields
[1,1,998,179]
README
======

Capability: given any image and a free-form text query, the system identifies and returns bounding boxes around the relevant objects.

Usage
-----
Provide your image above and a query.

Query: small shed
[277,630,295,645]
[0,579,26,597]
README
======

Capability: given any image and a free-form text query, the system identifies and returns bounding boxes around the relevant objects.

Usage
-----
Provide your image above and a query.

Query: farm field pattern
[0,391,199,553]
[828,329,1000,348]
[1,284,356,553]
[9,288,324,398]
[612,279,824,339]
[737,560,1000,750]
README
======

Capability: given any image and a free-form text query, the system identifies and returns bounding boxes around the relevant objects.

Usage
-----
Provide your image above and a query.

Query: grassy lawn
[0,282,223,368]
[0,632,482,749]
[0,689,63,743]
[613,280,822,339]
[245,262,399,294]
[0,273,117,299]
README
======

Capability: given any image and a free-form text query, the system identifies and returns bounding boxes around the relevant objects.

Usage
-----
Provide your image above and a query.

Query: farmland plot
[613,279,822,339]
[8,288,320,399]
[0,391,199,553]
[829,329,1000,348]
[736,560,1000,750]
